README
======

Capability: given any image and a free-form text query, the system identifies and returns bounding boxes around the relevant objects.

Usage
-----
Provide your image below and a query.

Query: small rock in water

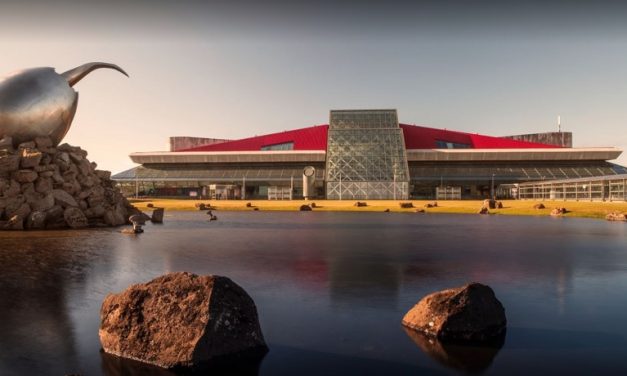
[151,207,164,223]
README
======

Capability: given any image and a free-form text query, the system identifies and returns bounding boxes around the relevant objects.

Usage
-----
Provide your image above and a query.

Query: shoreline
[129,199,627,220]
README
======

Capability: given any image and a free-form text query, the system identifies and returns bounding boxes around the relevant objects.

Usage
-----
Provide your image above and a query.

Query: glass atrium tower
[325,109,410,199]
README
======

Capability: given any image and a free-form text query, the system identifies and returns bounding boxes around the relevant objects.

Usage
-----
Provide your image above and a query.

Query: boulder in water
[99,272,267,369]
[402,282,506,342]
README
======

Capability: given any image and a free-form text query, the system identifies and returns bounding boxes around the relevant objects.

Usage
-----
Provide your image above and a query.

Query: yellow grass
[128,198,627,220]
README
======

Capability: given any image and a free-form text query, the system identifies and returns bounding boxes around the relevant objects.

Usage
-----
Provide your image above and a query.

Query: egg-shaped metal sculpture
[0,62,128,146]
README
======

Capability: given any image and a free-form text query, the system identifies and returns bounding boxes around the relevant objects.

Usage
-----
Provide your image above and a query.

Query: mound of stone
[0,136,137,230]
[550,207,568,216]
[99,272,267,369]
[533,203,546,209]
[402,282,506,342]
[299,204,312,211]
[606,212,626,222]
[399,202,414,208]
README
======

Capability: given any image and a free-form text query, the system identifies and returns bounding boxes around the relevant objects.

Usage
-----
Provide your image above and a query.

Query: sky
[2,0,627,172]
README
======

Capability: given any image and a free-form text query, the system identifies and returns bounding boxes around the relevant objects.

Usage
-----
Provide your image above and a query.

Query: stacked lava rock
[0,136,137,230]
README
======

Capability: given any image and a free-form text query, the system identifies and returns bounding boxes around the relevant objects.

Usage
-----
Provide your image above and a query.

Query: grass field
[128,198,627,220]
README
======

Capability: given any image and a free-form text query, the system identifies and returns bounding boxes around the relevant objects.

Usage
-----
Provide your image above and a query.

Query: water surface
[1,211,626,375]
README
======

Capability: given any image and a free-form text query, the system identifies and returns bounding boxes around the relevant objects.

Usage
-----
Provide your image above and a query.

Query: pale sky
[2,0,627,173]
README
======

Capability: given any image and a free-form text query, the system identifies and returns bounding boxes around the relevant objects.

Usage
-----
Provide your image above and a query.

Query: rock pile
[550,207,568,216]
[606,212,627,222]
[0,136,137,230]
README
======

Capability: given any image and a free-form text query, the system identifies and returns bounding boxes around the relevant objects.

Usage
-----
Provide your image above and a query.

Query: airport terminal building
[112,109,626,200]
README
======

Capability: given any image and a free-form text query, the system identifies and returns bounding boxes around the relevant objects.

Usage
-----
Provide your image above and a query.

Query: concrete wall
[169,137,231,152]
[503,132,573,147]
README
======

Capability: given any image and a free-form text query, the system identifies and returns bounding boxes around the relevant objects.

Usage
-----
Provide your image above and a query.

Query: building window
[261,142,294,151]
[435,140,471,149]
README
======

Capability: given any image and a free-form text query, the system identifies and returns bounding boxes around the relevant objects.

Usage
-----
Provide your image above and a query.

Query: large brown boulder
[99,272,267,369]
[402,282,506,342]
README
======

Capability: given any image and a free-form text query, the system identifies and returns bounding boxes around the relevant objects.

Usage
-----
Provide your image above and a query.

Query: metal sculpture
[0,62,128,146]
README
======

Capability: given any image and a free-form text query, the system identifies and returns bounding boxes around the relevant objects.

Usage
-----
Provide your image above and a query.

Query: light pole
[393,173,397,201]
[339,172,342,201]
[491,173,495,201]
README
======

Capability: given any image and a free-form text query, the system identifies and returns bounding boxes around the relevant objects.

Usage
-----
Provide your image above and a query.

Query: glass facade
[435,140,471,149]
[515,175,627,201]
[261,142,294,151]
[325,110,410,199]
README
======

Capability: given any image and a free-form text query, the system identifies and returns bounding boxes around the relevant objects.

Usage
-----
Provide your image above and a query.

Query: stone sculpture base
[0,136,137,230]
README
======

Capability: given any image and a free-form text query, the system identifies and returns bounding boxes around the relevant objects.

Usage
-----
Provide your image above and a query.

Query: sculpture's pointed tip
[62,62,128,87]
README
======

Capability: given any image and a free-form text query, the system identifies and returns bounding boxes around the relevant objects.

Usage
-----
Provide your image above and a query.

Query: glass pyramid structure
[325,109,410,199]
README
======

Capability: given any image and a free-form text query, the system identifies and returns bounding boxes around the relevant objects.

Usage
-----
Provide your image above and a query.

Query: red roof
[182,125,328,152]
[399,124,561,149]
[182,123,559,152]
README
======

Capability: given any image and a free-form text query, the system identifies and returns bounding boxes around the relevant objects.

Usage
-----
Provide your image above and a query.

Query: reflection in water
[403,327,505,374]
[1,212,627,375]
[329,256,402,308]
[101,348,267,376]
[0,232,97,375]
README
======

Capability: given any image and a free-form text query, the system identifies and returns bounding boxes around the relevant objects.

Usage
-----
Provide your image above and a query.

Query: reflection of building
[113,109,626,200]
